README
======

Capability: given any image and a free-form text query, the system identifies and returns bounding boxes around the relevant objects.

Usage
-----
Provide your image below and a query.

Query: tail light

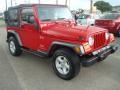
[103,21,115,26]
[109,22,115,26]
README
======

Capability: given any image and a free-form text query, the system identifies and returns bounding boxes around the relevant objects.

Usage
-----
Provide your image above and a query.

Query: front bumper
[81,45,118,67]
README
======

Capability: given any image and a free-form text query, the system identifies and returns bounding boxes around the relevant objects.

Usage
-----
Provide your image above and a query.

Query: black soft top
[8,4,67,10]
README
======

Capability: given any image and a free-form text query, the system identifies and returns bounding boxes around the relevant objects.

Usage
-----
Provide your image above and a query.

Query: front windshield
[100,13,120,19]
[37,5,73,21]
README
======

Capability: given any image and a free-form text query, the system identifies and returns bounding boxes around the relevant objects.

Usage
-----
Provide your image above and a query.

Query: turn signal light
[83,43,92,53]
[74,46,81,54]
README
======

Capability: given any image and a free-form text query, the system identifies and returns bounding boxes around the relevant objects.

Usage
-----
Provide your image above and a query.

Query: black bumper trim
[81,45,118,67]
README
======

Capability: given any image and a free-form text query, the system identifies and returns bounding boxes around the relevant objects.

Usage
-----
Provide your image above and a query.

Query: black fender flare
[48,41,78,56]
[7,30,23,46]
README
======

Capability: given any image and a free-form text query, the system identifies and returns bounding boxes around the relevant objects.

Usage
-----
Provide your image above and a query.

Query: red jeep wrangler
[4,4,118,80]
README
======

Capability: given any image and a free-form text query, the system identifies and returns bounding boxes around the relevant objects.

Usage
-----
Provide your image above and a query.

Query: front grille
[94,32,106,49]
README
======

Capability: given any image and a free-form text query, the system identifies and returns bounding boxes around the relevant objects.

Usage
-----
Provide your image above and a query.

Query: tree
[94,1,112,13]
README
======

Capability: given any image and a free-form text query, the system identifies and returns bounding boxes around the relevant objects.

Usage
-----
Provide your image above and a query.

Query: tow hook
[97,45,118,61]
[97,53,107,61]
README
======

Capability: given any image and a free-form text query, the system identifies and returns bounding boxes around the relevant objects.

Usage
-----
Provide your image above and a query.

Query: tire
[117,29,120,37]
[8,36,22,56]
[52,48,81,80]
[91,24,94,26]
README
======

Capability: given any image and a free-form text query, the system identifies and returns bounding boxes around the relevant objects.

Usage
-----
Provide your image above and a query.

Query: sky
[0,0,120,12]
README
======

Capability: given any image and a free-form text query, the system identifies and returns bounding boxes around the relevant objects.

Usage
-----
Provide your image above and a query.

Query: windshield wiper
[57,18,66,20]
[42,18,67,21]
[42,19,53,21]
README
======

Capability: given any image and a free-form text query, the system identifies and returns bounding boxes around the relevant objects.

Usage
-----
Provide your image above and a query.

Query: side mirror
[4,11,9,23]
[27,15,35,24]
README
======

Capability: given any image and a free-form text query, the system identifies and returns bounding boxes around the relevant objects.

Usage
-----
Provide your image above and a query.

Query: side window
[21,8,35,24]
[9,9,19,27]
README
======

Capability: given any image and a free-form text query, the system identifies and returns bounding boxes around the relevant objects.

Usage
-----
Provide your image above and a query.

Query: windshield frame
[37,5,74,22]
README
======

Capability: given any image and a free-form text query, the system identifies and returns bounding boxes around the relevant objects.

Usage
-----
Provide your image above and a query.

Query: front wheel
[117,29,120,37]
[8,37,22,56]
[52,48,81,80]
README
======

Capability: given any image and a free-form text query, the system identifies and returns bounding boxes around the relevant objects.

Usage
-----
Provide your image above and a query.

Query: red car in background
[95,13,120,37]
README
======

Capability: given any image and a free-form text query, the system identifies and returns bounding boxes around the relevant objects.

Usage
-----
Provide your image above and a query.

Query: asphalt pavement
[0,26,120,90]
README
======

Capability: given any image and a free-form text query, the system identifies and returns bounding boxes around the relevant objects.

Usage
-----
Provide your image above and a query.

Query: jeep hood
[45,23,107,42]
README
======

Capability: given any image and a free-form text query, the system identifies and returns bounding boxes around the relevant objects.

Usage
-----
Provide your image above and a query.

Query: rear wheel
[8,37,22,56]
[52,48,81,80]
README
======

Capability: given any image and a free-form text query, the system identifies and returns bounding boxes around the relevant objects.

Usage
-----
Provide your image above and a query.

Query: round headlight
[88,36,94,46]
[105,32,109,40]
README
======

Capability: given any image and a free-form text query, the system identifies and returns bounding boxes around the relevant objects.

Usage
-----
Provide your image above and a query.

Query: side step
[81,56,99,67]
[22,49,48,58]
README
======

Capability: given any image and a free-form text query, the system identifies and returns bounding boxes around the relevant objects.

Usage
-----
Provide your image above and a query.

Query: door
[7,8,20,30]
[19,7,39,50]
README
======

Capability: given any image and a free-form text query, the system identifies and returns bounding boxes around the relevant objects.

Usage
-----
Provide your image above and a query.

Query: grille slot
[94,33,106,49]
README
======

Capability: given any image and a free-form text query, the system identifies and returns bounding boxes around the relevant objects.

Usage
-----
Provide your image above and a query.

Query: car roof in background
[105,13,120,15]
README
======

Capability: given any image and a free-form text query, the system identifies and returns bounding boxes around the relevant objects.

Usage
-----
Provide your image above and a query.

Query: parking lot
[0,25,120,90]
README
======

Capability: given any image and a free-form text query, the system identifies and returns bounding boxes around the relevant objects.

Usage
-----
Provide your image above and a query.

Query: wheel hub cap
[9,41,16,53]
[55,56,70,75]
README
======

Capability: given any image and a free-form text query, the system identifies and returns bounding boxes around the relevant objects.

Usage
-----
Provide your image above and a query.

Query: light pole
[14,0,17,5]
[38,0,40,4]
[90,0,93,13]
[5,0,7,10]
[56,0,58,5]
[69,0,71,9]
[65,0,68,5]
[11,0,13,6]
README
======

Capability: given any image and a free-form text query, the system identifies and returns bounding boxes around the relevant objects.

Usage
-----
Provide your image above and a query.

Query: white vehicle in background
[77,14,100,25]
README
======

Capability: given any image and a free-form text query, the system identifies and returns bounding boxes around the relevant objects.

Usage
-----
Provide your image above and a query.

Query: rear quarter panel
[114,17,120,30]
